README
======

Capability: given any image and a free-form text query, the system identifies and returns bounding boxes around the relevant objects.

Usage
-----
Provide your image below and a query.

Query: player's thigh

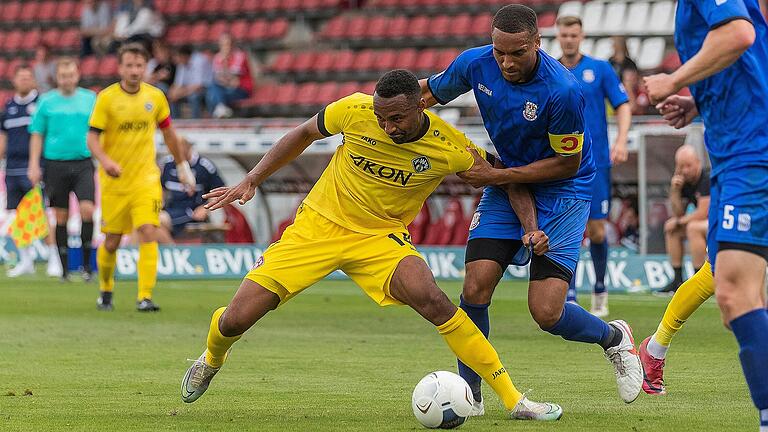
[714,249,767,322]
[100,193,132,235]
[72,160,96,203]
[340,229,424,307]
[589,166,611,220]
[388,255,457,326]
[687,219,708,237]
[128,184,163,229]
[5,175,32,210]
[245,205,344,306]
[463,238,523,304]
[707,167,768,268]
[536,196,590,276]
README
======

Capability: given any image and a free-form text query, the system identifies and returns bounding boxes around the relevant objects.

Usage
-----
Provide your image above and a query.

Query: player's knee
[79,202,95,221]
[462,277,493,304]
[663,218,677,234]
[529,303,562,329]
[103,235,121,252]
[417,288,454,325]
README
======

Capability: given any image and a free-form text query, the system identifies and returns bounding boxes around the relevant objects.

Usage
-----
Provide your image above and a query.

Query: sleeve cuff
[89,126,103,133]
[158,116,172,129]
[710,15,752,30]
[612,100,629,110]
[316,108,332,137]
[426,77,449,106]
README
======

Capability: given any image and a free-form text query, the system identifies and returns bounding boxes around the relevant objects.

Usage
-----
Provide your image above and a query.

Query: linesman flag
[8,187,49,248]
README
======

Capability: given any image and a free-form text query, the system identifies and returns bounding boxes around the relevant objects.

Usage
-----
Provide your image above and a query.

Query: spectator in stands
[169,45,212,118]
[157,140,225,244]
[80,0,113,57]
[145,40,175,95]
[659,145,709,295]
[33,44,56,94]
[112,0,163,52]
[206,33,254,119]
[609,37,641,114]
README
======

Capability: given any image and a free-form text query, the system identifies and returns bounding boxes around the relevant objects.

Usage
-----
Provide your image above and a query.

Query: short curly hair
[374,69,420,101]
[493,4,538,36]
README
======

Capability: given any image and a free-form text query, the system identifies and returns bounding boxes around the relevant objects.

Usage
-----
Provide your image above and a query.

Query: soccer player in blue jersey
[555,15,632,316]
[644,0,768,429]
[420,4,642,414]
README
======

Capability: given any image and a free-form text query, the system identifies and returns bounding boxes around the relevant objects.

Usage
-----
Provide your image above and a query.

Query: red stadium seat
[41,29,61,50]
[270,52,295,73]
[163,0,185,16]
[0,59,8,81]
[259,0,281,11]
[58,1,80,21]
[471,15,493,36]
[386,16,409,39]
[38,1,58,22]
[0,33,6,51]
[208,21,229,44]
[188,22,209,45]
[1,2,21,23]
[240,0,261,14]
[436,48,460,71]
[247,21,268,41]
[414,48,439,72]
[273,82,299,106]
[230,19,249,41]
[346,16,369,40]
[372,50,397,71]
[59,28,80,50]
[3,30,23,51]
[314,82,339,105]
[367,16,389,40]
[313,51,337,73]
[182,0,205,16]
[537,11,557,29]
[336,81,360,99]
[222,0,243,15]
[360,81,377,94]
[295,82,320,106]
[320,16,347,40]
[268,19,289,40]
[223,205,254,244]
[423,198,466,245]
[427,15,451,39]
[397,48,419,70]
[408,204,432,245]
[406,16,431,39]
[352,49,376,72]
[79,56,99,79]
[97,56,119,80]
[19,1,38,22]
[20,30,42,52]
[250,85,277,106]
[201,0,225,15]
[448,13,472,38]
[4,59,22,81]
[330,50,355,73]
[292,52,317,72]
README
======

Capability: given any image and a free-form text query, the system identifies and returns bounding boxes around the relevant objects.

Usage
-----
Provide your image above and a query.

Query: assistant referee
[28,57,97,282]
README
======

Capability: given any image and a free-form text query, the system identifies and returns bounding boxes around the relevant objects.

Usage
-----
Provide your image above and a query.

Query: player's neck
[560,53,583,69]
[120,81,141,94]
[59,88,76,96]
[402,113,431,144]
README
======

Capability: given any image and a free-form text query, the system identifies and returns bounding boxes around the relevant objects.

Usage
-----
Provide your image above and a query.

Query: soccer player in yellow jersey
[87,43,195,312]
[180,70,562,421]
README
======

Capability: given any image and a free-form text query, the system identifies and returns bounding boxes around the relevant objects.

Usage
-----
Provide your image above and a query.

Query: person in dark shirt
[157,139,224,243]
[659,145,710,294]
[609,36,641,114]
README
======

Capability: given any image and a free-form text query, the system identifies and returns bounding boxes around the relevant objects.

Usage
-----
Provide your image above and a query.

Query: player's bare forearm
[670,195,685,217]
[670,19,755,90]
[0,133,6,160]
[87,130,108,164]
[418,79,438,108]
[680,197,710,225]
[29,133,43,168]
[505,183,537,233]
[615,103,632,143]
[162,127,184,164]
[245,115,326,187]
[492,154,581,184]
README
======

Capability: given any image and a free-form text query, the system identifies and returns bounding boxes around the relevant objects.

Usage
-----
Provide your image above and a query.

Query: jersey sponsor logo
[349,153,414,186]
[582,69,595,83]
[738,213,751,232]
[361,135,377,146]
[117,120,150,132]
[477,83,493,97]
[7,106,17,115]
[491,367,506,380]
[523,101,538,121]
[411,156,431,173]
[715,0,727,5]
[144,102,153,112]
[469,212,480,230]
[25,103,36,115]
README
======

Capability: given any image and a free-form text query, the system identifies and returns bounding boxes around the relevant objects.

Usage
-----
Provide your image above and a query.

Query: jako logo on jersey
[117,120,149,131]
[361,136,377,146]
[523,101,538,121]
[412,156,431,173]
[144,102,153,112]
[582,69,595,83]
[478,83,493,97]
[349,154,413,186]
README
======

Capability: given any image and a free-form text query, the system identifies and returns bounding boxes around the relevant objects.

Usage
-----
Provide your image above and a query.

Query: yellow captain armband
[548,133,584,155]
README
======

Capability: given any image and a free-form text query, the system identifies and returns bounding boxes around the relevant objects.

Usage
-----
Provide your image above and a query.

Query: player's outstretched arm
[203,115,326,210]
[459,147,580,187]
[645,19,755,103]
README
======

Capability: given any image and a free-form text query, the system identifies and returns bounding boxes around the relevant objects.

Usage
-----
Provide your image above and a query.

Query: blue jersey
[428,46,595,200]
[564,55,628,168]
[160,153,225,224]
[0,91,38,176]
[675,0,768,176]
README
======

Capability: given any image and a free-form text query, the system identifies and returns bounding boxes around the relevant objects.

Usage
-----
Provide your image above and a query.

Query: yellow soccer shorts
[100,183,162,235]
[246,204,424,306]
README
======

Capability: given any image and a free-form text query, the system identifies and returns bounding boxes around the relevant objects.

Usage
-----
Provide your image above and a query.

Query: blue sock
[567,269,578,302]
[458,296,490,402]
[545,302,613,345]
[591,240,608,294]
[730,309,768,418]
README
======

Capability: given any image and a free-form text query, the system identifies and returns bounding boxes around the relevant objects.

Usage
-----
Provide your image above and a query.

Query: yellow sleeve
[317,93,366,137]
[155,91,171,126]
[89,91,110,131]
[548,132,584,155]
[451,134,490,173]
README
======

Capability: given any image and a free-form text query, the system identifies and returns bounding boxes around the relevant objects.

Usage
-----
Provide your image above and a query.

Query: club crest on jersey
[582,69,595,83]
[252,255,264,269]
[412,156,431,173]
[469,212,481,230]
[144,102,153,112]
[523,101,538,121]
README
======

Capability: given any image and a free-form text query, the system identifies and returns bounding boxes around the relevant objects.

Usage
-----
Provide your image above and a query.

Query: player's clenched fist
[102,158,122,177]
[203,178,256,210]
[522,230,549,256]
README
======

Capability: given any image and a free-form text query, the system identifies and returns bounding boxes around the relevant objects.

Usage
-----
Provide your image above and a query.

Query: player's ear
[534,33,541,50]
[418,97,427,112]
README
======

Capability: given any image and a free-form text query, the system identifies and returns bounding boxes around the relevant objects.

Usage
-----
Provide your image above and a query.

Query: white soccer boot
[181,351,225,403]
[46,248,63,277]
[605,320,643,403]
[7,254,34,277]
[468,399,485,416]
[591,292,609,318]
[509,393,563,421]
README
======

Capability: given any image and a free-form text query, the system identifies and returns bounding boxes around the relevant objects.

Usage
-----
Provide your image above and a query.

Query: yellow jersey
[89,82,171,194]
[305,92,488,235]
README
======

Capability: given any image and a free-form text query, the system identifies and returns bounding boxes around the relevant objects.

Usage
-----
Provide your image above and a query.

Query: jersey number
[561,136,580,152]
[722,205,735,230]
[388,233,413,247]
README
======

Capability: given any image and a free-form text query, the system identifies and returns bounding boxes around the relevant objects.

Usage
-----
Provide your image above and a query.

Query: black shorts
[5,174,33,210]
[42,159,95,208]
[465,238,573,283]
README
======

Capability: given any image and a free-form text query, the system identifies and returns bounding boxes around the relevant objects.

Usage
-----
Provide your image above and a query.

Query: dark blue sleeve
[160,162,172,188]
[601,61,629,109]
[0,109,6,132]
[692,0,751,28]
[548,83,585,135]
[426,48,475,105]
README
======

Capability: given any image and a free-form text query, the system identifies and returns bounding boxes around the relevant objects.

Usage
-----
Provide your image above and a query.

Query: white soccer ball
[411,371,474,429]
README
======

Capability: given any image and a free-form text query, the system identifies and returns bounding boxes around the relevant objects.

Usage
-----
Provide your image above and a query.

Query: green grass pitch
[0,274,756,431]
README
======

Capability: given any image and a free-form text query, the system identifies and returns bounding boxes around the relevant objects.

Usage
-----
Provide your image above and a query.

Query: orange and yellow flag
[8,187,48,248]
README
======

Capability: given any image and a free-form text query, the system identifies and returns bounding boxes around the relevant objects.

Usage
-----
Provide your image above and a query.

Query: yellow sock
[437,309,522,410]
[654,261,715,346]
[205,307,242,368]
[137,242,158,301]
[97,245,116,293]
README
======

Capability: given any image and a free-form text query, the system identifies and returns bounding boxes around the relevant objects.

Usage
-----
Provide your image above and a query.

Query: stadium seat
[247,21,268,41]
[436,49,461,70]
[79,56,99,79]
[580,38,595,56]
[188,22,210,45]
[42,29,61,50]
[367,15,389,40]
[408,204,432,245]
[406,16,431,39]
[295,82,320,106]
[592,38,614,60]
[471,15,492,37]
[182,0,206,17]
[208,21,230,44]
[20,1,40,22]
[386,16,409,40]
[230,19,250,41]
[293,51,317,72]
[330,50,355,73]
[447,13,472,39]
[427,16,452,40]
[346,16,369,40]
[38,1,58,22]
[423,198,466,245]
[58,1,79,21]
[636,37,666,70]
[268,19,290,40]
[20,30,42,52]
[602,1,627,35]
[397,48,419,71]
[273,82,299,106]
[414,49,439,73]
[660,51,682,72]
[59,28,80,50]
[315,82,339,105]
[538,11,557,29]
[1,2,22,22]
[223,205,254,244]
[372,50,397,72]
[352,50,376,72]
[320,16,347,40]
[240,0,261,14]
[270,52,295,73]
[165,24,190,46]
[4,58,22,81]
[97,56,119,80]
[624,1,651,34]
[337,81,360,99]
[0,59,8,81]
[222,0,243,15]
[201,0,226,15]
[3,30,23,52]
[647,1,675,34]
[557,1,582,18]
[581,1,605,35]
